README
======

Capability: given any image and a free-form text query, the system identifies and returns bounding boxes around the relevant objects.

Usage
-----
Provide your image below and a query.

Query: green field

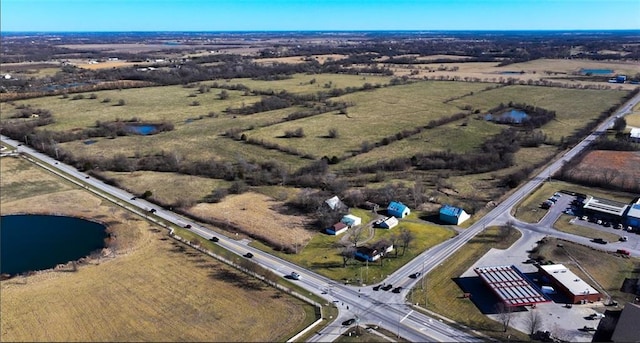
[224,73,395,95]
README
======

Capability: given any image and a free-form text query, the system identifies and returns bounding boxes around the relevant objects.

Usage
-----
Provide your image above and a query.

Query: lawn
[0,156,314,342]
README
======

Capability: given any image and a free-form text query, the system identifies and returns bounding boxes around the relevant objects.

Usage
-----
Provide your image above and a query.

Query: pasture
[0,156,313,342]
[223,73,394,95]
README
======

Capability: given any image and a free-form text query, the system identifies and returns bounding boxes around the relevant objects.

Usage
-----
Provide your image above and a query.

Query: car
[372,285,380,291]
[130,197,137,200]
[409,272,422,279]
[381,284,393,291]
[148,208,156,213]
[54,162,58,165]
[616,249,630,256]
[596,219,603,225]
[619,236,628,242]
[581,216,588,221]
[243,252,253,258]
[592,238,607,244]
[554,192,562,197]
[184,224,192,228]
[342,318,356,326]
[392,286,403,293]
[209,236,219,242]
[85,176,90,179]
[290,272,301,280]
[616,224,624,230]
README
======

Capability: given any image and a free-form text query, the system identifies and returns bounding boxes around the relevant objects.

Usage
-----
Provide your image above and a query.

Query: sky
[1,0,639,32]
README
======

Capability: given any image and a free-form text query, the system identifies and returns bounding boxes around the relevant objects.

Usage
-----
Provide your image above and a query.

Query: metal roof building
[625,199,640,229]
[439,205,471,225]
[474,265,550,307]
[539,264,601,304]
[582,196,629,217]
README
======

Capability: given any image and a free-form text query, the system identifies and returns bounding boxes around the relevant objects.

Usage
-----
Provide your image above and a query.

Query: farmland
[0,157,313,342]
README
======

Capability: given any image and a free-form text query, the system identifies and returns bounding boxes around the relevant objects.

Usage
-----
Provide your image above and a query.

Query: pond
[126,124,158,135]
[580,68,614,75]
[485,109,529,124]
[0,215,107,276]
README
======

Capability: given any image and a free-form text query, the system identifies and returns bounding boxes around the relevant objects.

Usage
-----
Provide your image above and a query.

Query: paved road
[1,91,638,342]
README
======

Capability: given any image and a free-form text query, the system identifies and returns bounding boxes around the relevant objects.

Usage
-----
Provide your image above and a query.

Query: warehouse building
[538,264,601,304]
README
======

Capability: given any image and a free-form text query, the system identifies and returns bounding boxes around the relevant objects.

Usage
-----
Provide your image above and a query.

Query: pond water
[126,124,157,135]
[580,68,614,75]
[0,215,107,276]
[485,109,529,124]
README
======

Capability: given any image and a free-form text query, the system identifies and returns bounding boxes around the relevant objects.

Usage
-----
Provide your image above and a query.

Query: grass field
[224,73,393,95]
[0,156,313,342]
[410,226,530,342]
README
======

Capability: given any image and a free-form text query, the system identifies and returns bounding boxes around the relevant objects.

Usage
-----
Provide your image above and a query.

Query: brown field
[0,157,311,342]
[75,60,140,70]
[569,150,640,189]
[188,192,315,248]
[254,54,347,65]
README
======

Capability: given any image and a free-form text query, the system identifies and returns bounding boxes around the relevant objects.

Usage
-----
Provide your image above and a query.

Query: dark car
[184,224,192,228]
[592,238,607,244]
[148,208,156,213]
[372,285,380,291]
[130,197,137,200]
[392,286,403,293]
[243,252,253,258]
[409,272,422,279]
[209,236,219,242]
[381,284,393,291]
[342,318,356,326]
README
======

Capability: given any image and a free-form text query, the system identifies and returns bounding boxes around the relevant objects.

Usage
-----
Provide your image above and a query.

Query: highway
[1,91,638,342]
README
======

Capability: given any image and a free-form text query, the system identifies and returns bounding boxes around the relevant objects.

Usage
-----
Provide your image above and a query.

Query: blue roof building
[387,201,410,218]
[439,205,470,225]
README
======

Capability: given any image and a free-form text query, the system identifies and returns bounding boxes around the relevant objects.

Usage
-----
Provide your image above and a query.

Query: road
[1,91,638,342]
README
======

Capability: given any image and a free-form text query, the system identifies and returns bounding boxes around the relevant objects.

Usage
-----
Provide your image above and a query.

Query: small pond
[126,124,158,135]
[580,68,614,75]
[0,215,107,276]
[485,109,529,124]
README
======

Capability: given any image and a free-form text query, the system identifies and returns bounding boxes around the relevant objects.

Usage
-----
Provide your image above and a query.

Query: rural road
[1,91,638,342]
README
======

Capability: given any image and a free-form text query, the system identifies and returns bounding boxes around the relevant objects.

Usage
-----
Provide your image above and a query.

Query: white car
[290,272,301,280]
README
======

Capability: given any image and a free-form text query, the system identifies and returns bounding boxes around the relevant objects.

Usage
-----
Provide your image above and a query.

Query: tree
[141,190,153,199]
[496,303,513,332]
[340,246,355,267]
[328,128,339,138]
[389,232,400,257]
[612,117,626,131]
[524,309,544,336]
[116,99,126,106]
[219,89,229,100]
[399,228,415,255]
[349,225,364,248]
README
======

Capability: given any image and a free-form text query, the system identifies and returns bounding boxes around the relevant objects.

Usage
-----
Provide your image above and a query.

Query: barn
[379,216,398,229]
[326,222,348,235]
[439,205,471,225]
[387,201,410,218]
[538,264,601,304]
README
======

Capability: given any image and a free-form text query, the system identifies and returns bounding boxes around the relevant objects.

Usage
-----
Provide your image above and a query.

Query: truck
[616,249,630,256]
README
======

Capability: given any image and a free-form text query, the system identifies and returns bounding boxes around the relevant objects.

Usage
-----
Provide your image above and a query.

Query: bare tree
[399,228,415,255]
[496,303,513,332]
[349,225,364,248]
[389,232,400,257]
[340,246,355,267]
[524,309,544,336]
[412,176,424,208]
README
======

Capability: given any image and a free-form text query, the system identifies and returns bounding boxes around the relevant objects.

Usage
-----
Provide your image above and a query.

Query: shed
[326,222,348,235]
[380,216,398,229]
[439,205,471,225]
[630,128,640,142]
[387,201,410,218]
[341,214,362,227]
[325,196,346,211]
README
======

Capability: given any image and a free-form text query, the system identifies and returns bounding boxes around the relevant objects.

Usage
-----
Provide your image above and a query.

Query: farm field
[565,150,640,191]
[253,54,348,65]
[224,73,394,95]
[0,157,313,342]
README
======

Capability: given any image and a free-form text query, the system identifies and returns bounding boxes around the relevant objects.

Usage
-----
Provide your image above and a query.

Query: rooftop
[474,265,550,307]
[440,204,465,217]
[539,264,600,296]
[583,196,628,217]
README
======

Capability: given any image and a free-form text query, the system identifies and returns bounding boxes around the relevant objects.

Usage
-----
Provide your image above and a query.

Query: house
[341,214,361,227]
[439,205,471,225]
[379,216,398,229]
[326,222,348,235]
[325,196,346,211]
[630,128,640,142]
[354,244,394,262]
[387,201,410,218]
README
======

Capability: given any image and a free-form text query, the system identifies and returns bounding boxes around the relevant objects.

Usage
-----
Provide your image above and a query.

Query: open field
[0,156,313,342]
[253,54,348,65]
[533,237,639,306]
[224,73,394,95]
[410,226,529,342]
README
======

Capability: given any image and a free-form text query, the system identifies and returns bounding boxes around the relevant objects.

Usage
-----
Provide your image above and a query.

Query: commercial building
[474,265,550,307]
[538,264,601,304]
[624,199,640,230]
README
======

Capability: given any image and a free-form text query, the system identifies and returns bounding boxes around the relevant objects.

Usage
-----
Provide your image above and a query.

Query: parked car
[619,236,628,242]
[148,208,156,213]
[184,224,192,228]
[616,249,630,256]
[392,286,403,293]
[209,236,219,242]
[592,238,607,244]
[342,318,356,326]
[382,284,393,291]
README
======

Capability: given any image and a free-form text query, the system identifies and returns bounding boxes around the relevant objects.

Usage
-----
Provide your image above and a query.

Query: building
[379,216,398,229]
[630,128,640,142]
[325,196,346,211]
[538,264,601,304]
[326,222,348,235]
[387,201,410,218]
[355,244,394,262]
[439,205,471,225]
[474,265,550,307]
[624,198,640,230]
[582,196,628,221]
[341,214,361,227]
[611,302,640,342]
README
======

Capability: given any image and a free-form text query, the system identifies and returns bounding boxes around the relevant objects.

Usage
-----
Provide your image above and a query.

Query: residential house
[387,201,410,218]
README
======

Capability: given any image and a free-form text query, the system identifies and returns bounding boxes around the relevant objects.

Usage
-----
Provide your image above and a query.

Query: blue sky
[1,0,639,32]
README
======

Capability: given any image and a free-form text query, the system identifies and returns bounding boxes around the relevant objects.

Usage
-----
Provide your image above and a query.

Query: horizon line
[2,29,640,34]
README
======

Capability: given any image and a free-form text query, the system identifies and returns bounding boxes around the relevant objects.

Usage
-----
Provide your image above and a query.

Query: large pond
[126,124,158,135]
[580,68,614,75]
[0,215,107,276]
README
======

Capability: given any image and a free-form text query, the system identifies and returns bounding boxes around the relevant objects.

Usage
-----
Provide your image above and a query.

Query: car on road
[243,252,253,258]
[372,285,380,291]
[209,236,219,242]
[392,286,403,293]
[85,176,90,179]
[381,284,393,291]
[148,208,156,213]
[130,197,137,200]
[592,238,607,244]
[184,224,192,228]
[619,236,628,242]
[342,318,356,326]
[290,272,301,280]
[409,272,422,279]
